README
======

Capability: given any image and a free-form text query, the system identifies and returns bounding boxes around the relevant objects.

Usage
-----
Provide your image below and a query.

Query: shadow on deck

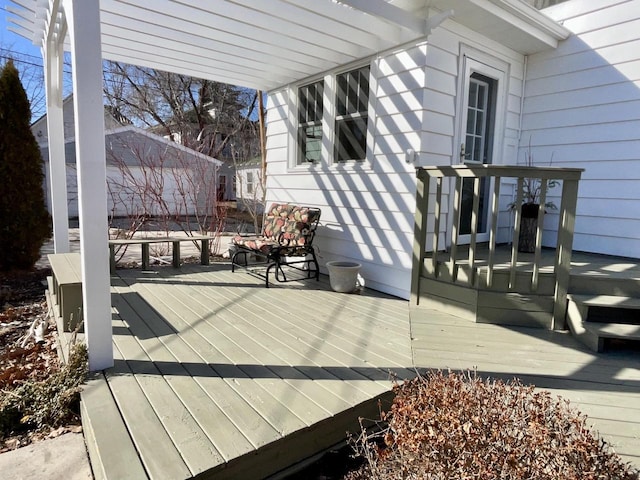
[82,263,414,480]
[77,255,640,479]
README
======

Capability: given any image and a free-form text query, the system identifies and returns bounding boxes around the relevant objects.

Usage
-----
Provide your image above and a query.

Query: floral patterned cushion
[233,203,320,252]
[232,235,279,254]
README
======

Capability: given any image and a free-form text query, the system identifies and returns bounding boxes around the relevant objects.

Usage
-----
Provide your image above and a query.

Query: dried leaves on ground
[0,268,87,452]
[348,370,639,480]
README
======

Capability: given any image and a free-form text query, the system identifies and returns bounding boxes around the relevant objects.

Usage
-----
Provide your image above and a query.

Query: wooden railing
[411,164,583,329]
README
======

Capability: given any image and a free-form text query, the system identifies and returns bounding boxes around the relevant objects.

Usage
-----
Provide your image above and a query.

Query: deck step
[569,275,640,297]
[566,294,640,352]
[568,294,640,309]
[584,322,640,340]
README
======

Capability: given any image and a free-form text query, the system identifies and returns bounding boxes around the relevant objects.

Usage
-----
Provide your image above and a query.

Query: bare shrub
[0,343,87,436]
[348,371,638,480]
[106,131,227,261]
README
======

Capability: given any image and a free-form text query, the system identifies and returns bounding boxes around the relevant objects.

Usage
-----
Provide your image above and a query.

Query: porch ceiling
[8,0,569,91]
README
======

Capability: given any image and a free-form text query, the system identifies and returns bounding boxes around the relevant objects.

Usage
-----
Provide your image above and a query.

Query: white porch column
[43,36,70,253]
[63,0,113,370]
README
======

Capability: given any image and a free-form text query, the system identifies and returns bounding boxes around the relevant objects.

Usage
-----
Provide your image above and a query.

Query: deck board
[99,264,415,478]
[121,271,388,411]
[80,260,640,479]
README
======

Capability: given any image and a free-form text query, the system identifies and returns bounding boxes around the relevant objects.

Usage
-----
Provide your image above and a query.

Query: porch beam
[468,0,568,49]
[283,0,402,42]
[63,0,113,371]
[43,32,70,253]
[337,0,425,34]
[44,0,62,44]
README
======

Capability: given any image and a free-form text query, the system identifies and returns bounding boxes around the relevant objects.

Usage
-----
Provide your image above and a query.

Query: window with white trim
[246,171,254,194]
[295,64,371,166]
[297,80,324,164]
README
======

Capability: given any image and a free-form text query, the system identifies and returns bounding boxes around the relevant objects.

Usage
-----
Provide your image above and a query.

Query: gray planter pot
[326,261,362,293]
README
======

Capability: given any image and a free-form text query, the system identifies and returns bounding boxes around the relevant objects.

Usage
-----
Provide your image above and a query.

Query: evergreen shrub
[0,60,51,271]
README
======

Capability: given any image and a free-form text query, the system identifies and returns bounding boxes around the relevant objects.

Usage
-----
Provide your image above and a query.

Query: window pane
[298,80,324,164]
[298,81,323,124]
[358,70,369,112]
[477,83,487,110]
[475,111,484,136]
[247,172,254,194]
[468,81,478,108]
[466,113,475,138]
[334,65,370,162]
[336,118,367,162]
[300,125,322,163]
[336,74,347,116]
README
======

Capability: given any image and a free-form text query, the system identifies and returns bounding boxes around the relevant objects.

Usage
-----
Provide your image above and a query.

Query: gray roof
[41,126,221,169]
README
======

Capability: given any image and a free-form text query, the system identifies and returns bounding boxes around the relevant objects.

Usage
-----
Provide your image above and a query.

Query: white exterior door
[455,51,508,244]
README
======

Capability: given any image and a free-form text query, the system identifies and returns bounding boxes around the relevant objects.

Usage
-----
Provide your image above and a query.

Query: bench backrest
[262,203,321,247]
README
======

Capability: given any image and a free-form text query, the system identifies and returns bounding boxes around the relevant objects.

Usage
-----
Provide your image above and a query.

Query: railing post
[431,178,444,278]
[531,178,548,292]
[552,178,580,329]
[486,177,501,288]
[410,169,429,306]
[448,178,463,283]
[467,177,481,287]
[509,177,525,290]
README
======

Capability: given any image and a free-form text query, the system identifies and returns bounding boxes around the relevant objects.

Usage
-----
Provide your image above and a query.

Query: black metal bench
[231,203,321,287]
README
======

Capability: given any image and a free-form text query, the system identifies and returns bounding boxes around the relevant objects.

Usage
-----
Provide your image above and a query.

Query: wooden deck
[79,257,640,479]
[83,263,414,480]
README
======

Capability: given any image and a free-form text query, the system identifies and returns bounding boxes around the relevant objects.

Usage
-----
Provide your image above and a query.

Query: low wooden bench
[48,252,83,332]
[231,203,321,287]
[109,235,212,272]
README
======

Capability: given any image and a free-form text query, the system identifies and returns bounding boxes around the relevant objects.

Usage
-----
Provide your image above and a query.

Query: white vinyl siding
[265,23,526,299]
[521,0,640,257]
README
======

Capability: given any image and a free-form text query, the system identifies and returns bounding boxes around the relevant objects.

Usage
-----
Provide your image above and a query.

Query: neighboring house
[34,100,222,219]
[31,94,128,145]
[263,0,639,300]
[235,157,265,215]
[151,106,261,203]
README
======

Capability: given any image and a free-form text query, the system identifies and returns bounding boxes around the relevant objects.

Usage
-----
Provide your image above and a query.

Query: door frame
[451,45,510,246]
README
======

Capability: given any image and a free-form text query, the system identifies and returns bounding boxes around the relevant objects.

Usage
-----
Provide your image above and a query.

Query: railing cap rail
[416,164,584,181]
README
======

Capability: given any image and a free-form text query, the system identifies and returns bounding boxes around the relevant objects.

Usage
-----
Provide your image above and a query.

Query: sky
[0,1,42,59]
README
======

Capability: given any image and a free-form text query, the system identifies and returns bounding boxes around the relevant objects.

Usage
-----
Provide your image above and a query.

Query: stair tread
[584,322,640,339]
[568,293,640,309]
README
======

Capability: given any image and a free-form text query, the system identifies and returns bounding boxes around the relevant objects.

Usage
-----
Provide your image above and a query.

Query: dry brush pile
[348,371,638,480]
